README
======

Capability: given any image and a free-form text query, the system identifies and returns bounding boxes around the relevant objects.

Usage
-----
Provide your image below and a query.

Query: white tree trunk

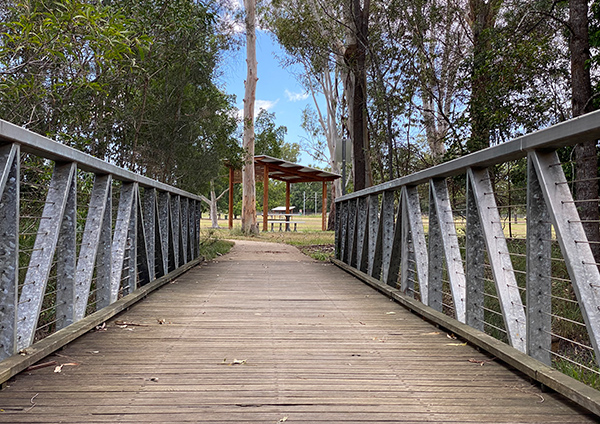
[242,0,258,234]
[199,181,229,229]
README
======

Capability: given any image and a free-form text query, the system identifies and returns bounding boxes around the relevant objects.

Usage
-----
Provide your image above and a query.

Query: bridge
[1,114,600,421]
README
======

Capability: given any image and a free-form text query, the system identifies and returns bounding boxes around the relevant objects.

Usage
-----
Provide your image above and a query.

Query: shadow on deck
[0,240,597,423]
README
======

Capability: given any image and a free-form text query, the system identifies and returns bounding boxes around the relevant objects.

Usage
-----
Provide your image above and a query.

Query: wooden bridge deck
[0,240,597,423]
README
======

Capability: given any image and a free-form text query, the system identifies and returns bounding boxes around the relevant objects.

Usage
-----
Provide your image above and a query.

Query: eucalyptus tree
[242,0,259,234]
[266,0,375,190]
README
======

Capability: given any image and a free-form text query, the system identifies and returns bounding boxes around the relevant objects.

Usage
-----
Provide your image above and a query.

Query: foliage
[0,0,240,194]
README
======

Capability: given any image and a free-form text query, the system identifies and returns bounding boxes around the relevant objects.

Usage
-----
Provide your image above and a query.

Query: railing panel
[335,111,600,387]
[0,119,204,361]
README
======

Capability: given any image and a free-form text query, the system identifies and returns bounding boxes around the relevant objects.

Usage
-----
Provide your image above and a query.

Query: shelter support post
[228,167,234,229]
[322,181,327,231]
[263,165,269,231]
[285,181,291,232]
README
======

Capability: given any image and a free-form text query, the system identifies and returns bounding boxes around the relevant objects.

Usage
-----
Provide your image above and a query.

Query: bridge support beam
[526,154,552,365]
[17,162,77,351]
[467,168,527,353]
[0,144,19,360]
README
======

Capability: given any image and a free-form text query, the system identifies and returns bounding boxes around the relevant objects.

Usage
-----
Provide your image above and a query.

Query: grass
[200,215,335,261]
[198,230,235,260]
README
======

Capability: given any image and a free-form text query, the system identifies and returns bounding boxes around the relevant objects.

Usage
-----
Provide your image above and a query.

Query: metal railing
[0,120,202,361]
[335,111,600,386]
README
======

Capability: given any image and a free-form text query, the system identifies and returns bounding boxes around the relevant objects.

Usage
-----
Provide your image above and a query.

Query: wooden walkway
[0,240,597,423]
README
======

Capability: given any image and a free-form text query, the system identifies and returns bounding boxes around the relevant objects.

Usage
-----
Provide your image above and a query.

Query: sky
[219,30,318,167]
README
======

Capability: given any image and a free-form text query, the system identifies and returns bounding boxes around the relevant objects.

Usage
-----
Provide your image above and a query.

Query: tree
[0,0,238,194]
[570,0,600,258]
[199,181,229,229]
[345,0,371,190]
[255,109,289,158]
[242,0,258,234]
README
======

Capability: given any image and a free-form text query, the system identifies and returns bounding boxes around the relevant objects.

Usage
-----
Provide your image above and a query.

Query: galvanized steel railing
[0,120,202,361]
[335,111,600,380]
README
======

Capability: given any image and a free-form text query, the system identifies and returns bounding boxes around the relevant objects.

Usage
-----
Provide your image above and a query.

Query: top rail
[337,110,600,202]
[0,119,202,201]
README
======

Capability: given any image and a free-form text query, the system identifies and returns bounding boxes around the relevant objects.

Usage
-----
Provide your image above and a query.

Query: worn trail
[0,240,596,423]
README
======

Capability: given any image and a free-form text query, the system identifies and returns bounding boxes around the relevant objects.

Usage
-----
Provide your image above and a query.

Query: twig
[25,393,39,412]
[114,320,148,327]
[24,361,58,372]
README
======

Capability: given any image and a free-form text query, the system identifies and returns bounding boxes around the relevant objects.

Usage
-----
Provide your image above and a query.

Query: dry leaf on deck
[446,342,467,346]
[422,332,440,335]
[54,365,63,373]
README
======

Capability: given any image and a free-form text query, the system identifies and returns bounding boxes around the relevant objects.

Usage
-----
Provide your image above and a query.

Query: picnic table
[265,213,304,232]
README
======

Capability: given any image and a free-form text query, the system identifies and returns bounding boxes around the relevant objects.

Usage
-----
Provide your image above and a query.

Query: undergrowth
[198,230,234,260]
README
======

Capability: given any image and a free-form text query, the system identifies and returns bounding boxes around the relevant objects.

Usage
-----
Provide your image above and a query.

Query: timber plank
[0,240,597,423]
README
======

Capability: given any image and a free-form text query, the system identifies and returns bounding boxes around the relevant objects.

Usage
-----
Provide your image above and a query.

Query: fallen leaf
[423,332,440,335]
[54,365,63,373]
[220,358,247,366]
[468,357,495,366]
[446,333,457,340]
[156,318,166,325]
[446,342,467,346]
[278,417,288,423]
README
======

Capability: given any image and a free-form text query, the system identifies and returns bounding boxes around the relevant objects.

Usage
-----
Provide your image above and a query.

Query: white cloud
[235,99,279,121]
[285,89,309,102]
[256,99,279,111]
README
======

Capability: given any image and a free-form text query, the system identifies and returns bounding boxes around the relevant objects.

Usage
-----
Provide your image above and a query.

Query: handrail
[0,119,202,200]
[0,119,202,362]
[337,110,600,201]
[335,110,600,388]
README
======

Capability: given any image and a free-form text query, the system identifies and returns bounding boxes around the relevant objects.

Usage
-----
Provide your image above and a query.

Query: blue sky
[219,31,317,166]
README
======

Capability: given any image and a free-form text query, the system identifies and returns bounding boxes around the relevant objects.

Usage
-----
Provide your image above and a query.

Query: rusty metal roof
[254,155,340,183]
[229,155,340,184]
